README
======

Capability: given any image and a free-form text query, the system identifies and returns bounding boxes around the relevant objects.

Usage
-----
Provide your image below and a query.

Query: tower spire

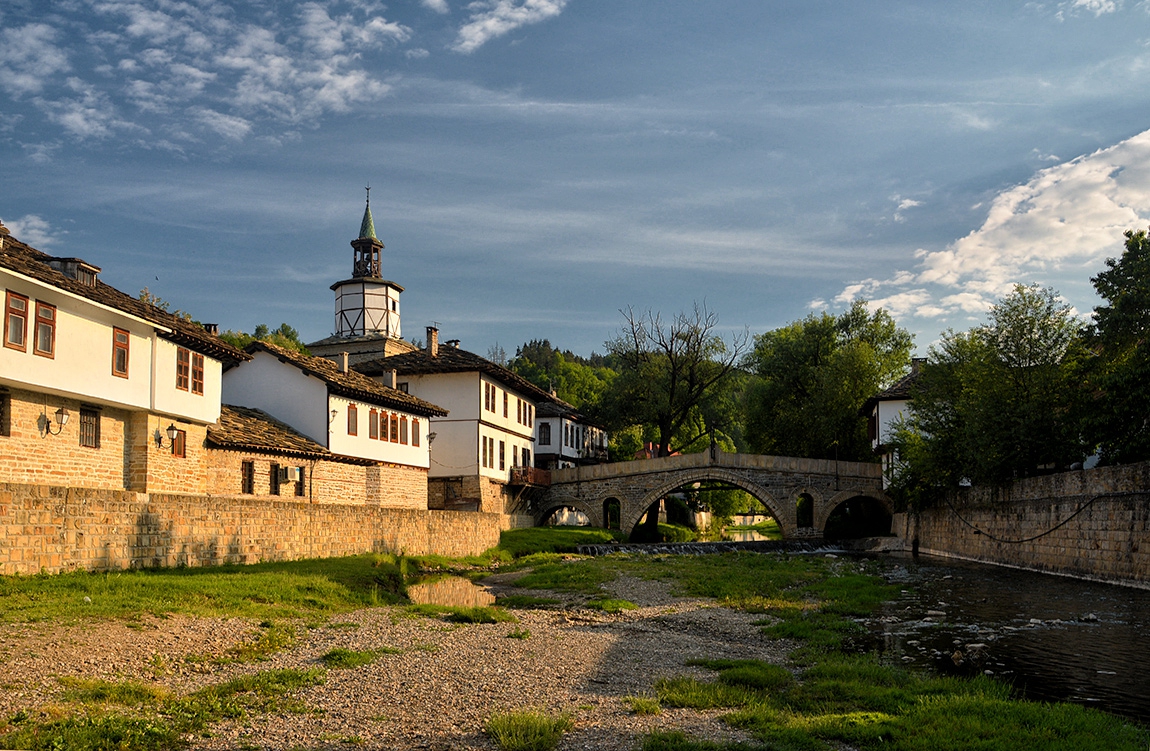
[352,185,383,277]
[359,185,377,241]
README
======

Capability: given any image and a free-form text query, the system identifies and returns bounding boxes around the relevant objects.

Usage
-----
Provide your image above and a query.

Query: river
[868,553,1150,721]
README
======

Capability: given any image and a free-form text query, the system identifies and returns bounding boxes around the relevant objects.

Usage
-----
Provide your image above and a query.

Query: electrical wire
[942,490,1145,544]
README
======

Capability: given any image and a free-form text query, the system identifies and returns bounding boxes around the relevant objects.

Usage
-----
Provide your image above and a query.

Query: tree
[507,339,616,410]
[743,301,913,461]
[899,284,1087,490]
[219,322,310,355]
[603,303,749,457]
[1086,228,1150,464]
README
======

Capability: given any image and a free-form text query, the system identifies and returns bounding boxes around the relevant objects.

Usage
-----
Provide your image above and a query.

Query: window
[483,383,490,411]
[503,392,508,417]
[397,382,408,393]
[390,413,399,442]
[369,409,379,440]
[516,398,522,424]
[270,462,281,494]
[499,440,505,470]
[5,291,28,351]
[412,418,420,447]
[112,328,129,377]
[191,353,204,395]
[539,423,551,445]
[241,460,254,494]
[0,390,9,437]
[522,447,530,467]
[347,404,358,435]
[400,416,408,444]
[33,302,55,358]
[171,429,186,458]
[79,407,100,448]
[294,467,305,497]
[528,405,533,427]
[481,435,488,467]
[176,347,190,390]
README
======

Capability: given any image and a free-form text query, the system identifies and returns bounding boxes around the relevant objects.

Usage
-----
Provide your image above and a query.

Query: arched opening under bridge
[822,494,892,540]
[540,505,591,527]
[627,476,784,542]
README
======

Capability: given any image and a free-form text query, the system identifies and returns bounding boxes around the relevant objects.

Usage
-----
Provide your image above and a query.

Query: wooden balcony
[509,467,551,487]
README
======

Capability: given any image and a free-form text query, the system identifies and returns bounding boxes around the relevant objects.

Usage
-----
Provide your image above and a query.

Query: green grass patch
[485,709,573,751]
[216,621,295,663]
[638,730,765,751]
[404,603,518,624]
[624,695,662,715]
[320,648,380,669]
[506,628,531,640]
[0,713,182,751]
[508,557,616,595]
[687,659,794,693]
[496,527,624,558]
[585,598,638,613]
[57,678,171,707]
[654,676,759,709]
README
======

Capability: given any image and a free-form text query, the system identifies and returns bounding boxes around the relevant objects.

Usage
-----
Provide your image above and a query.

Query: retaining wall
[900,462,1150,587]
[0,482,508,575]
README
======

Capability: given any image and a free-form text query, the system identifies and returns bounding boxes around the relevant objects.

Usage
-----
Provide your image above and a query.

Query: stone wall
[0,482,506,575]
[902,462,1150,587]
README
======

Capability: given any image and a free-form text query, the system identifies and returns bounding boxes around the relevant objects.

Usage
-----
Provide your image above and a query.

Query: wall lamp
[427,431,437,446]
[154,423,180,448]
[39,407,69,437]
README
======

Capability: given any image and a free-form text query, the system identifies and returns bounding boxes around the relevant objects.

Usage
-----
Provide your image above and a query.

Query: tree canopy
[219,323,310,355]
[743,301,913,462]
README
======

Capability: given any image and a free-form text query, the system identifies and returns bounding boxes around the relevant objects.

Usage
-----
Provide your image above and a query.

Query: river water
[867,553,1150,721]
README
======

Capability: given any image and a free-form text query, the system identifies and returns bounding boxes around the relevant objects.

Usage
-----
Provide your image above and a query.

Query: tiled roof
[208,405,374,465]
[242,340,448,417]
[357,344,573,408]
[0,234,248,364]
[859,367,921,415]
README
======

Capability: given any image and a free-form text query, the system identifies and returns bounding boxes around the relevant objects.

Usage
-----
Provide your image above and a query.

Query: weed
[506,628,531,639]
[654,676,758,709]
[624,694,662,715]
[495,527,624,558]
[585,598,638,613]
[495,595,562,610]
[218,621,295,663]
[57,677,171,707]
[320,648,379,669]
[404,603,517,624]
[485,709,573,751]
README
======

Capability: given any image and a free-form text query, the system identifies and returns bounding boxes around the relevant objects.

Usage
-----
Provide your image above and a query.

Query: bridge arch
[626,468,786,537]
[816,489,894,538]
[536,498,602,528]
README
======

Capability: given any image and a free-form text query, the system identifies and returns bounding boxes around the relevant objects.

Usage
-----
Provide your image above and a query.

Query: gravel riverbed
[0,575,795,750]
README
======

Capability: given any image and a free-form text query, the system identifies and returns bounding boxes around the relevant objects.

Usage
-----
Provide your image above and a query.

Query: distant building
[535,400,608,470]
[860,358,924,488]
[0,222,249,493]
[308,191,418,366]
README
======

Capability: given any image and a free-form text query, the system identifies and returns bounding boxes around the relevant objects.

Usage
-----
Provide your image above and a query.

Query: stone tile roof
[0,233,248,364]
[859,365,922,415]
[243,340,448,417]
[357,344,573,408]
[208,405,374,465]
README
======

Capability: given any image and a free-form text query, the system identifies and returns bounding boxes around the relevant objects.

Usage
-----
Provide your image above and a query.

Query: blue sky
[4,0,1150,358]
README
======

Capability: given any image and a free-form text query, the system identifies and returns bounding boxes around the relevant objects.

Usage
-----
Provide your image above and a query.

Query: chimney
[426,326,439,358]
[202,323,219,336]
[386,369,397,388]
[339,351,349,373]
[911,357,926,375]
[0,221,8,250]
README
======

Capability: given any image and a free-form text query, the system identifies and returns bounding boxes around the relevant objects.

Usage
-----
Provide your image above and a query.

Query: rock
[926,610,946,617]
[1082,613,1099,622]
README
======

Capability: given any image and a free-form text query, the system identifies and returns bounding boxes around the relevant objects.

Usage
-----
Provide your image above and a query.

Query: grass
[506,628,531,639]
[216,621,295,663]
[725,518,783,540]
[485,709,573,751]
[495,527,624,558]
[320,648,381,669]
[495,594,562,610]
[585,598,638,613]
[624,695,662,715]
[403,603,518,624]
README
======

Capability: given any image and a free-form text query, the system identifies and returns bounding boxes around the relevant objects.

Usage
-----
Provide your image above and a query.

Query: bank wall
[0,483,509,575]
[899,461,1150,587]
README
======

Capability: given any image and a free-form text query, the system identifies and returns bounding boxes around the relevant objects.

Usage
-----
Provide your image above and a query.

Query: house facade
[534,400,608,470]
[0,224,249,494]
[860,359,923,488]
[221,341,448,507]
[355,327,550,513]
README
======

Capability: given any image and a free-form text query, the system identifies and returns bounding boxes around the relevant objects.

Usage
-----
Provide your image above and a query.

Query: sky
[4,0,1150,359]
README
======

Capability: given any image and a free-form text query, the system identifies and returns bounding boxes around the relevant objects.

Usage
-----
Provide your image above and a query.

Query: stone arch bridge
[534,451,889,539]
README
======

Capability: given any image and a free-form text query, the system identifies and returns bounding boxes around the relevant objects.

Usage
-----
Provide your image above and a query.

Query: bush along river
[866,552,1150,721]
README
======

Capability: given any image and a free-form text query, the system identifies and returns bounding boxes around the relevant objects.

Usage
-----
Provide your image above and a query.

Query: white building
[860,359,923,488]
[534,400,608,470]
[0,222,249,493]
[355,327,552,513]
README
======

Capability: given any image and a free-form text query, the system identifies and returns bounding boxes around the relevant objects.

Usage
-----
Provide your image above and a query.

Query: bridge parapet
[550,451,883,483]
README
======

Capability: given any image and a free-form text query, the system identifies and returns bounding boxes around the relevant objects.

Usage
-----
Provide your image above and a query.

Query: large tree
[899,284,1088,488]
[506,339,616,410]
[603,303,749,458]
[1086,227,1150,464]
[743,301,913,462]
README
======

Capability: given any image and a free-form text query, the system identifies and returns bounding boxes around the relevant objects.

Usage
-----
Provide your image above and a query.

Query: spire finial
[358,185,377,241]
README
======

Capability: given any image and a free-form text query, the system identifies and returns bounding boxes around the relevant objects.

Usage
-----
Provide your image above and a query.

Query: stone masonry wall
[0,482,505,575]
[902,461,1150,587]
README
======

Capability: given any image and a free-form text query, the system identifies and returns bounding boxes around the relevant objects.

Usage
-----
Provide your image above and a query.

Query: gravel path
[0,575,794,751]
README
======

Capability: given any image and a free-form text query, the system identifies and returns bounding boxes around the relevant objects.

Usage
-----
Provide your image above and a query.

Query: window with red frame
[176,347,190,390]
[389,413,399,442]
[347,404,358,435]
[5,291,28,351]
[412,418,420,447]
[369,409,379,439]
[33,302,55,358]
[112,328,129,377]
[400,416,408,444]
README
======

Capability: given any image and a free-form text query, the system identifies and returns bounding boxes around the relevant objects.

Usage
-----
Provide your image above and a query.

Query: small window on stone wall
[79,407,100,449]
[270,462,281,494]
[171,429,186,458]
[295,467,306,497]
[0,390,9,436]
[241,460,254,494]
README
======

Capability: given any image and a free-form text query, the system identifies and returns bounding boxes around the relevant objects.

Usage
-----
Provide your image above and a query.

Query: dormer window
[48,258,101,287]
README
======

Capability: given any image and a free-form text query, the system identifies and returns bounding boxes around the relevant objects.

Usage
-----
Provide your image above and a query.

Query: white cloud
[406,48,431,59]
[452,0,568,54]
[192,107,251,140]
[422,0,451,13]
[0,23,70,96]
[834,129,1150,321]
[893,196,922,223]
[2,214,63,248]
[35,77,140,139]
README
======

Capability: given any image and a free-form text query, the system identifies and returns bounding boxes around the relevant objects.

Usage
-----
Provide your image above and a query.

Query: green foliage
[1086,227,1150,464]
[217,621,295,663]
[744,301,913,462]
[0,713,182,751]
[629,522,697,543]
[624,695,662,715]
[688,659,794,693]
[485,710,573,751]
[138,287,194,322]
[638,730,764,751]
[403,603,518,624]
[218,322,310,355]
[320,648,380,669]
[585,598,638,613]
[655,675,759,709]
[57,678,171,707]
[507,339,616,410]
[496,527,624,558]
[509,558,616,595]
[495,594,562,610]
[603,303,749,457]
[893,285,1088,496]
[505,627,532,639]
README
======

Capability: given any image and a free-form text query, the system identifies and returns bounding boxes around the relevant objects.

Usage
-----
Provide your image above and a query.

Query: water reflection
[723,529,773,542]
[868,554,1150,720]
[406,576,495,608]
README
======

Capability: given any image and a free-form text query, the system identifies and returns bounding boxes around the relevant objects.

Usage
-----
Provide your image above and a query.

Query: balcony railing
[510,467,551,487]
